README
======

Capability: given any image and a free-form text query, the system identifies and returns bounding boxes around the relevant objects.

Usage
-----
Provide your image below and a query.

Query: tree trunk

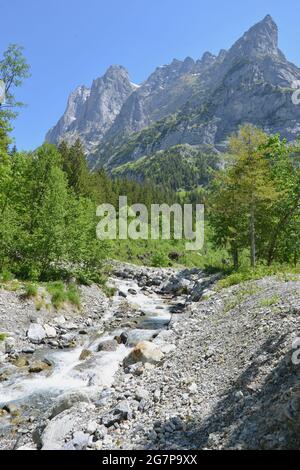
[250,206,256,268]
[232,243,239,270]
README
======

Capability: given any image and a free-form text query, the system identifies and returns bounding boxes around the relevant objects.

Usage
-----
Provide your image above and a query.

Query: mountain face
[46,15,300,171]
[46,66,136,153]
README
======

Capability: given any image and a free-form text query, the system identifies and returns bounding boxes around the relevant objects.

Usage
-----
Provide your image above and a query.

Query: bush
[24,283,38,298]
[0,270,14,282]
[151,252,169,267]
[47,282,81,309]
[67,285,81,308]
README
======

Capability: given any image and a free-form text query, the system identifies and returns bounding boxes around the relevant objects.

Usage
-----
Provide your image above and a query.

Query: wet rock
[121,329,158,347]
[27,324,46,344]
[50,391,90,419]
[128,289,137,295]
[60,333,76,348]
[119,290,127,298]
[2,403,19,415]
[0,352,6,364]
[13,356,29,368]
[97,339,118,352]
[124,341,164,367]
[29,360,51,373]
[162,277,191,295]
[79,349,92,361]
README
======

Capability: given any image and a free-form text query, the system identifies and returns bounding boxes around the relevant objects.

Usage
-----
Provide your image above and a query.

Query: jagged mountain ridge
[46,65,136,153]
[46,15,300,170]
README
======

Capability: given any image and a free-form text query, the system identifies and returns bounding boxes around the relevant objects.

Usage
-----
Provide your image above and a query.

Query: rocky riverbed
[0,264,300,450]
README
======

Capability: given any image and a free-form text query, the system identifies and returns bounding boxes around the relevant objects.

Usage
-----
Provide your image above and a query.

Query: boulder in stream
[97,339,118,352]
[119,329,159,346]
[29,360,52,373]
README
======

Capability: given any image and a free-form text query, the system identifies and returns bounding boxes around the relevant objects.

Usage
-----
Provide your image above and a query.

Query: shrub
[24,283,38,298]
[151,252,169,267]
[47,282,81,309]
[1,270,14,282]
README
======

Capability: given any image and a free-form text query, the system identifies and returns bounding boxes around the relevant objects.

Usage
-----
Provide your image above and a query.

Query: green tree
[0,44,30,121]
[210,125,280,268]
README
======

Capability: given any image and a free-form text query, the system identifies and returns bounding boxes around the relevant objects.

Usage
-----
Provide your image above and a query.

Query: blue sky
[2,0,300,150]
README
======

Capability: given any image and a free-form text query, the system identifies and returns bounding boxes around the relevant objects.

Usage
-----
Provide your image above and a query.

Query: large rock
[42,413,81,450]
[102,400,132,427]
[97,339,118,352]
[27,324,46,344]
[50,391,90,419]
[29,360,51,373]
[124,341,164,367]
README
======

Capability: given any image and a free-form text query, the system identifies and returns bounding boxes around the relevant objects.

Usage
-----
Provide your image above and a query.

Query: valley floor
[0,264,300,450]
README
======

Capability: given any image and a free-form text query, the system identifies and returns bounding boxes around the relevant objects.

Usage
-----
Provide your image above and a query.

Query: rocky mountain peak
[103,64,130,80]
[228,15,279,58]
[200,51,216,67]
[46,65,135,151]
[47,15,300,165]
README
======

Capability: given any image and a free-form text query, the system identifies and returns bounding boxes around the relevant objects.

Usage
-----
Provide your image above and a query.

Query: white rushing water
[0,278,171,407]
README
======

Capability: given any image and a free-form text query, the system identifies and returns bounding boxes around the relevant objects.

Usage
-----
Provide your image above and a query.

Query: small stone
[188,383,198,394]
[94,425,108,440]
[43,324,57,339]
[22,346,35,354]
[86,420,98,434]
[154,389,161,402]
[235,391,244,401]
[5,337,16,354]
[53,315,66,326]
[64,322,78,331]
[135,387,150,402]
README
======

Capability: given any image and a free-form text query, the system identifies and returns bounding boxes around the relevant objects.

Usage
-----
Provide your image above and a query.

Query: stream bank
[1,264,300,450]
